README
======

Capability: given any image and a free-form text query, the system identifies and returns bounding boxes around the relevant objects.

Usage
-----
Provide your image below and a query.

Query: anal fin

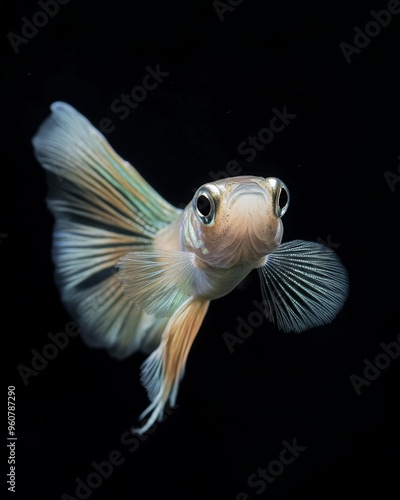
[132,298,210,434]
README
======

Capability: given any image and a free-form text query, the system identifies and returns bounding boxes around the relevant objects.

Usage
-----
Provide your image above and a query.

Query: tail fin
[32,102,180,357]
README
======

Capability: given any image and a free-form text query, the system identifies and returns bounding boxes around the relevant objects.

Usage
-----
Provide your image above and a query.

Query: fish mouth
[227,182,268,208]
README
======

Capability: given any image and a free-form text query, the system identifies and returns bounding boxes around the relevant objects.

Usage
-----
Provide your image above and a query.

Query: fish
[32,102,349,434]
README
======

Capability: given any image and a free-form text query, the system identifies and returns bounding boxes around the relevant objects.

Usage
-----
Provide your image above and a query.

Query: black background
[2,1,400,499]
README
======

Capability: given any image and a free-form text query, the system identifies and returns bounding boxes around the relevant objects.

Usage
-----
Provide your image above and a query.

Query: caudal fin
[32,102,181,356]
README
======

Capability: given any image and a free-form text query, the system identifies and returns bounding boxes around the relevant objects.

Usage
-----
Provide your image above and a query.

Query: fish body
[32,102,349,433]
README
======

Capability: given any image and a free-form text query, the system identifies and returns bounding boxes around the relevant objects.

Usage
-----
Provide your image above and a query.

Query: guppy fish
[32,102,348,434]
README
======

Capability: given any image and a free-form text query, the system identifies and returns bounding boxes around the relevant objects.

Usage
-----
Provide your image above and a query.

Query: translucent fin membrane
[117,250,199,318]
[258,240,349,333]
[32,102,181,356]
[133,299,209,434]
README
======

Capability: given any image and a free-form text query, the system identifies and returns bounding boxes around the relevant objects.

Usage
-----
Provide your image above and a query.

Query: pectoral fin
[117,250,199,318]
[258,240,349,333]
[132,298,210,434]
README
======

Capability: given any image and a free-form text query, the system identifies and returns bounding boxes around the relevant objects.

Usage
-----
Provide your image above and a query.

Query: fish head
[183,175,289,268]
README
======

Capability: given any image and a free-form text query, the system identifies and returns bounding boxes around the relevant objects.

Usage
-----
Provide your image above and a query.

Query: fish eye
[267,177,290,218]
[277,184,289,217]
[193,190,216,225]
[197,195,212,217]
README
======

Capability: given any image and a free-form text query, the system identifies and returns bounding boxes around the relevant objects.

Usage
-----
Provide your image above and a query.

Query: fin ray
[32,102,181,356]
[132,298,210,434]
[117,250,199,318]
[258,240,349,333]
